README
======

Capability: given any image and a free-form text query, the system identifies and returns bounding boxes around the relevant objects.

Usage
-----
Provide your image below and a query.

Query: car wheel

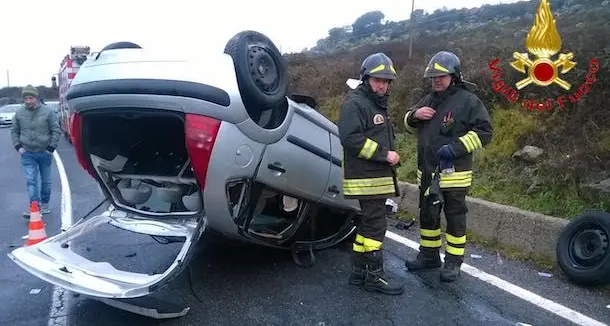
[224,30,288,117]
[556,211,610,286]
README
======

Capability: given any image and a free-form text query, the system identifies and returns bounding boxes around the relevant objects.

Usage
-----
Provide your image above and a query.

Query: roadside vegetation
[286,0,610,219]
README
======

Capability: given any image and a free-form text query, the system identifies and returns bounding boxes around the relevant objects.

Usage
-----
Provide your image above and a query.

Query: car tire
[556,211,610,286]
[224,30,288,117]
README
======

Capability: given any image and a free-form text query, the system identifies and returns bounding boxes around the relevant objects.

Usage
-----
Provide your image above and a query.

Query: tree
[352,11,385,37]
[328,27,348,40]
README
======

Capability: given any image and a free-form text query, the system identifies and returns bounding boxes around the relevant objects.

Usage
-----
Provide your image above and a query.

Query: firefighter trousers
[418,189,468,262]
[352,199,387,253]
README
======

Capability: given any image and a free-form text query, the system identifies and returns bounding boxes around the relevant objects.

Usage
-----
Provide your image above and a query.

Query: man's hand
[386,151,400,166]
[18,148,26,155]
[414,107,436,120]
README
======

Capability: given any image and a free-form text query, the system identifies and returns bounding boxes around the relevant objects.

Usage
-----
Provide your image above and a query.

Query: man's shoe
[404,248,442,271]
[363,251,404,295]
[348,252,366,286]
[440,255,463,282]
[40,203,51,214]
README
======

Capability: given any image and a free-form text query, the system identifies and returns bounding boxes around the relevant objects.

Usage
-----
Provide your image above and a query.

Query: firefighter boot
[440,254,463,282]
[348,252,366,286]
[404,247,442,271]
[363,251,404,295]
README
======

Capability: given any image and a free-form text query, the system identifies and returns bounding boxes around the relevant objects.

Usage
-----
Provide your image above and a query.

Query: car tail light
[69,112,96,178]
[185,114,221,189]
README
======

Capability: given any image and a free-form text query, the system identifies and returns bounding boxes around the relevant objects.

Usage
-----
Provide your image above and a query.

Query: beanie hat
[22,85,39,98]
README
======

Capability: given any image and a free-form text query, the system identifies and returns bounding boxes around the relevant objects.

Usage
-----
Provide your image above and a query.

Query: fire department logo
[509,0,576,90]
[373,114,385,125]
[487,0,599,112]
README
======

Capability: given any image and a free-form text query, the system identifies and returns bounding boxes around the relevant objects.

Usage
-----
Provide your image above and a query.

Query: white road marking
[385,230,608,326]
[48,151,72,326]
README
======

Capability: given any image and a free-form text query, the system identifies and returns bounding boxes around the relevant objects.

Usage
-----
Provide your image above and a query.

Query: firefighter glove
[438,145,454,160]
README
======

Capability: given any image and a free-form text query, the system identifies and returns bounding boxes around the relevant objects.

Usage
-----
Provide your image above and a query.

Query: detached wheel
[224,30,288,118]
[556,211,610,286]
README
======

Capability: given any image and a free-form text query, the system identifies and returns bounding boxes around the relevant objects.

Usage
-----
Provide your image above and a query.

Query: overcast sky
[0,0,521,88]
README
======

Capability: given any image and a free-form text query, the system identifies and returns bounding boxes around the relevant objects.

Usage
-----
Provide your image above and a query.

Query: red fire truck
[57,46,91,143]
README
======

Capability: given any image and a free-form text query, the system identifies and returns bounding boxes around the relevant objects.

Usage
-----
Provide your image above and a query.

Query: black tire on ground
[556,211,610,286]
[224,30,288,119]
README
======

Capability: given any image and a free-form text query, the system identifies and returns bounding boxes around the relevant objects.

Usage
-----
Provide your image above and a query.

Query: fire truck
[57,46,91,143]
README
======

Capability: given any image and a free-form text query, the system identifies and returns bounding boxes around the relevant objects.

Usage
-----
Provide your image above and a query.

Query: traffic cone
[25,201,48,246]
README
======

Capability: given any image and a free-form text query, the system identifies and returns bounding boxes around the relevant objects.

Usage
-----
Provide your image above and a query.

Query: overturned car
[8,31,364,301]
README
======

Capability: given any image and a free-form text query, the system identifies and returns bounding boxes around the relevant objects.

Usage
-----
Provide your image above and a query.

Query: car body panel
[69,48,248,123]
[202,121,265,236]
[254,110,332,203]
[9,40,361,300]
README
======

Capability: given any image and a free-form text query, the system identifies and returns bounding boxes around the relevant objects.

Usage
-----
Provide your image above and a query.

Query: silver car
[0,103,21,126]
[9,31,362,301]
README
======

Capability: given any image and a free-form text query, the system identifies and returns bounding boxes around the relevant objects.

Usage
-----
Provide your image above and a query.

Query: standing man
[403,51,493,282]
[11,85,61,217]
[338,52,403,295]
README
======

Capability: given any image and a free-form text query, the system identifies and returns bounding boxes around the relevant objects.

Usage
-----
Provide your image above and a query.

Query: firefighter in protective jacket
[403,51,493,282]
[338,52,403,295]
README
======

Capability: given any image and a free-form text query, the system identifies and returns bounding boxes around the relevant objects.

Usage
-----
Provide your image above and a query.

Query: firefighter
[403,51,493,282]
[338,52,403,295]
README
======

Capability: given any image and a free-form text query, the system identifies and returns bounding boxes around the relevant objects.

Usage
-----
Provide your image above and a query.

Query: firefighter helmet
[360,52,397,80]
[424,51,463,82]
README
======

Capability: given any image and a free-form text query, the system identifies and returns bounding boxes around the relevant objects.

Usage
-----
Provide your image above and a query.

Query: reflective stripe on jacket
[338,83,399,199]
[404,84,493,190]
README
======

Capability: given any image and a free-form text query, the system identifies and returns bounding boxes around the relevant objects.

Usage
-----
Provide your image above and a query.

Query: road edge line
[385,230,607,326]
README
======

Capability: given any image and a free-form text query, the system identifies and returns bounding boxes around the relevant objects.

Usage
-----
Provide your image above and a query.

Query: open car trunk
[9,108,209,299]
[83,110,203,216]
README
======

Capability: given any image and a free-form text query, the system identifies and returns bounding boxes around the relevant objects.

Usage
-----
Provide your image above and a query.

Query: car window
[0,104,21,113]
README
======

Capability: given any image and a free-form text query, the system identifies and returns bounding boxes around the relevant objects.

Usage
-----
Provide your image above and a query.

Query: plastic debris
[30,289,41,295]
[606,304,610,309]
[21,235,29,239]
[538,272,552,278]
[470,254,482,259]
[385,199,398,213]
[346,78,362,90]
[516,323,532,326]
[496,252,504,265]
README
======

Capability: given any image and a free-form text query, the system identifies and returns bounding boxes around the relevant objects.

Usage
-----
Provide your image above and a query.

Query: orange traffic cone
[25,201,48,246]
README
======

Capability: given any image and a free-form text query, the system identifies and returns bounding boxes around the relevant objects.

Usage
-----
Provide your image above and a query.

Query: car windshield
[0,104,21,113]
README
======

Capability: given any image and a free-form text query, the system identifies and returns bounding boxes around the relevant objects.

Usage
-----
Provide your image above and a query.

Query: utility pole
[408,0,415,59]
[6,70,9,87]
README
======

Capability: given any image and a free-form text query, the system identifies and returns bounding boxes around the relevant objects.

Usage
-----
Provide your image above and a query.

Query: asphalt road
[1,125,609,326]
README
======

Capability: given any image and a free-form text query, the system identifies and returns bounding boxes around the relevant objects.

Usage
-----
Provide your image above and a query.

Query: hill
[0,86,58,106]
[285,0,610,218]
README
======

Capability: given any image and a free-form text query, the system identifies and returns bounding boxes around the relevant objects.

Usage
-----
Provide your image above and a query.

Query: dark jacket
[338,83,400,199]
[404,84,493,190]
[11,103,61,153]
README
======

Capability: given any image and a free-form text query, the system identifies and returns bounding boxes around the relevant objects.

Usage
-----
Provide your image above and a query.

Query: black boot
[404,247,442,271]
[348,252,366,286]
[363,251,404,295]
[440,254,463,282]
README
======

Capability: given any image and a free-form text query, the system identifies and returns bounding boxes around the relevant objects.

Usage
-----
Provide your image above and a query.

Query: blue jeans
[20,151,53,204]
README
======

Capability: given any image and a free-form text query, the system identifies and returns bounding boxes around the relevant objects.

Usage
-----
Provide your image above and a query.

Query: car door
[318,131,361,211]
[254,106,332,203]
